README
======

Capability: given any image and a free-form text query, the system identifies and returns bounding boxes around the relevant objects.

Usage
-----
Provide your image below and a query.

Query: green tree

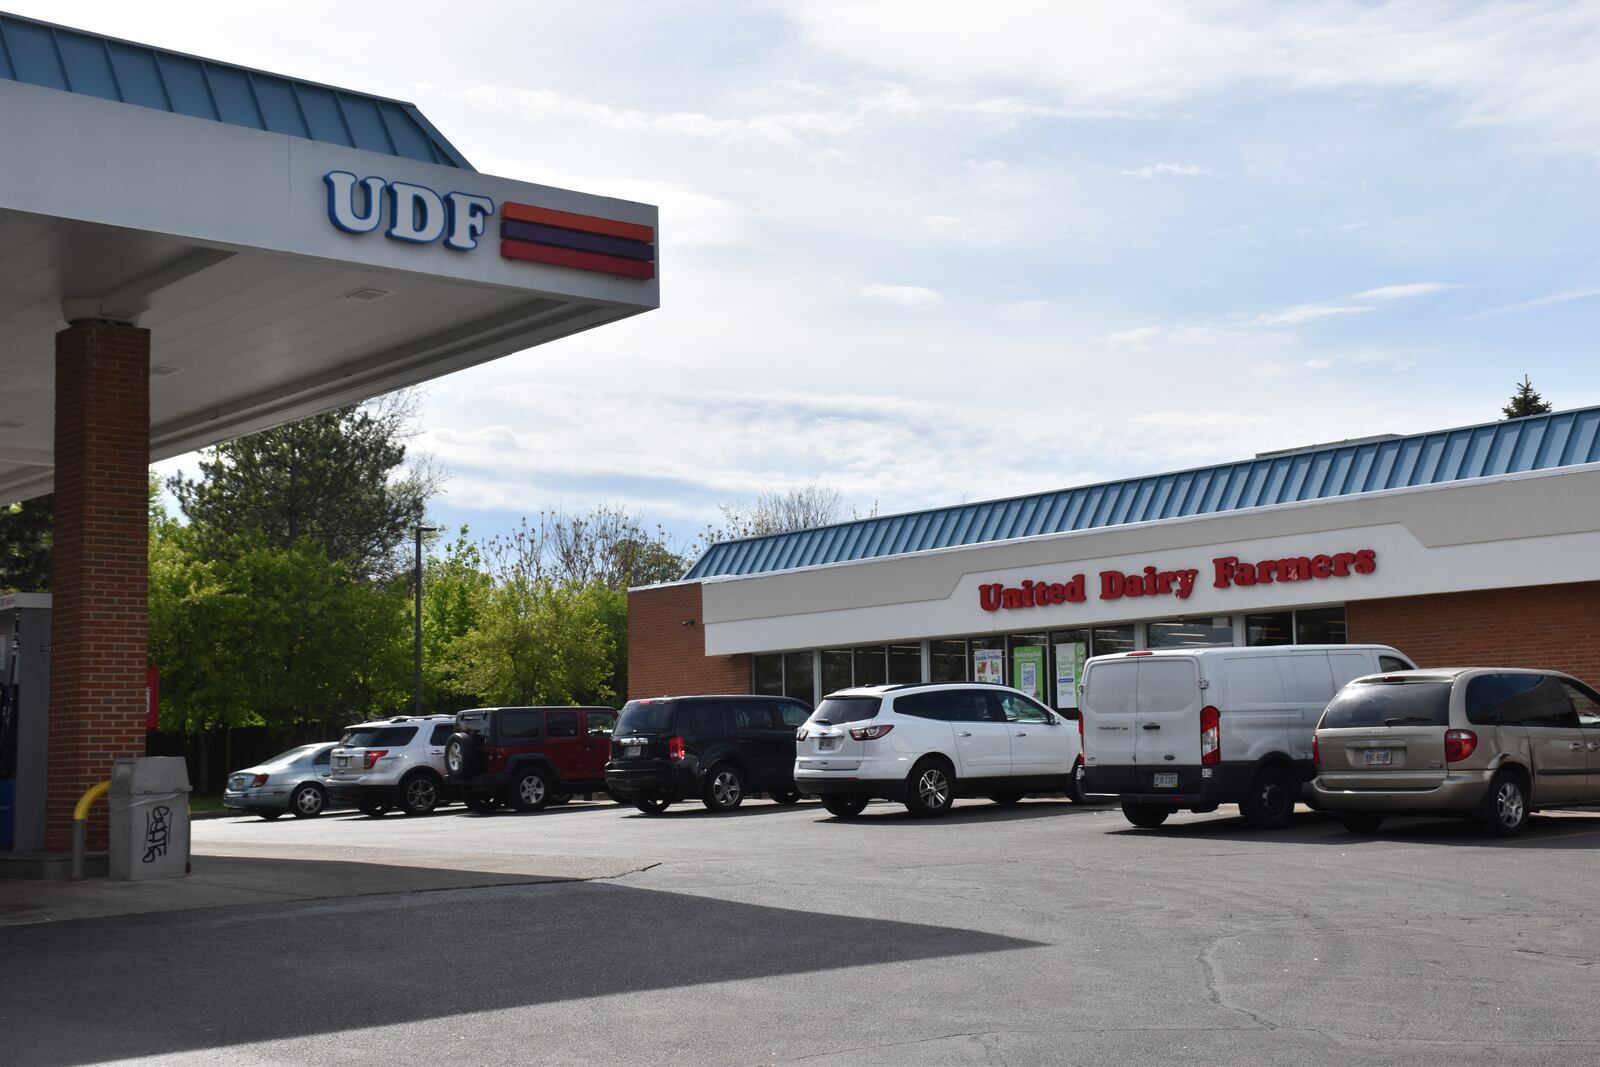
[419,528,494,711]
[0,495,51,592]
[450,579,618,706]
[169,392,437,578]
[1502,375,1554,419]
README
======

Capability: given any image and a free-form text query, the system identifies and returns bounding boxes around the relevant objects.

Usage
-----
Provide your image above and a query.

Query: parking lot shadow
[0,865,1043,1065]
[1106,809,1600,848]
[809,798,1111,826]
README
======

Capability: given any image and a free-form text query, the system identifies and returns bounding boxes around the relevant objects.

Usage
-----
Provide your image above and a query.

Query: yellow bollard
[70,780,111,881]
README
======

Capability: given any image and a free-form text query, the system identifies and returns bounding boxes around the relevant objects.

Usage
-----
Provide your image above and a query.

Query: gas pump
[0,593,51,853]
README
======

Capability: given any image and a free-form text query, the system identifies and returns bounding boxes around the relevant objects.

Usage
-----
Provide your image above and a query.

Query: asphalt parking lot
[4,795,1600,1066]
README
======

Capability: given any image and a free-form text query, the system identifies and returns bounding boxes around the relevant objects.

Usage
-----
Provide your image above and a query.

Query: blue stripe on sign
[500,219,654,262]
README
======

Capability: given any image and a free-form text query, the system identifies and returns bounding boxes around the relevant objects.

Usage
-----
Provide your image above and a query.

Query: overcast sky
[36,0,1600,552]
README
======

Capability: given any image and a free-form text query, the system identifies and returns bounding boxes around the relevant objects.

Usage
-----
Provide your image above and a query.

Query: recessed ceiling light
[343,287,395,303]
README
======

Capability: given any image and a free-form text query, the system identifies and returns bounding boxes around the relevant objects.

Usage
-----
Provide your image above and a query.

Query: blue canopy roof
[685,405,1600,580]
[0,11,472,169]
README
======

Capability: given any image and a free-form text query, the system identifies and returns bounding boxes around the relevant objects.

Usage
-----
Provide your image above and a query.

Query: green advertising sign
[1012,645,1045,701]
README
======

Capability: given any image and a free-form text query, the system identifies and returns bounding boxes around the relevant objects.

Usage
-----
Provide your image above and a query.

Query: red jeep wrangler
[445,706,617,813]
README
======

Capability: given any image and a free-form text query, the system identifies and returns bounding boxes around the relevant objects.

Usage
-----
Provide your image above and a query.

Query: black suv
[605,695,812,814]
[445,706,618,813]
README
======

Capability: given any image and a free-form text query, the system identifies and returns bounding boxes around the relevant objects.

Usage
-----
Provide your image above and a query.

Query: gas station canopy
[0,11,660,505]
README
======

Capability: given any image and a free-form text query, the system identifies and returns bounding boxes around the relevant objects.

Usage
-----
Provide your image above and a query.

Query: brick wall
[1347,581,1600,682]
[46,321,151,851]
[628,583,752,698]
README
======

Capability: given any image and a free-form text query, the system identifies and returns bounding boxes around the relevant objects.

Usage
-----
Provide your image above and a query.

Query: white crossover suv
[327,714,457,816]
[794,683,1086,818]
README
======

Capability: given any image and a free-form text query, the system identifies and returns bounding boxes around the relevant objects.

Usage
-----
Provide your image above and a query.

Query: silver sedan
[223,742,338,819]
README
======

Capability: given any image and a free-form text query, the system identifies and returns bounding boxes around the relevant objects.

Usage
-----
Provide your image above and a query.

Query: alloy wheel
[711,770,741,808]
[917,768,950,809]
[1495,780,1525,828]
[519,774,546,806]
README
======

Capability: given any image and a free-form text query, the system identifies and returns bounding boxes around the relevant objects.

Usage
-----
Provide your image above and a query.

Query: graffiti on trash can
[143,805,172,863]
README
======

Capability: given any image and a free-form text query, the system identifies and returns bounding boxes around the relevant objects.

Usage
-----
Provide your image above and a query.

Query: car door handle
[1142,723,1161,731]
[957,731,973,737]
[1589,743,1600,751]
[1570,742,1584,752]
[1014,732,1028,737]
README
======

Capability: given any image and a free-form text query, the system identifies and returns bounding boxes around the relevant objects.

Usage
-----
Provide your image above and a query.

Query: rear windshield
[341,728,376,747]
[808,696,881,726]
[618,701,674,734]
[340,725,418,747]
[1320,680,1452,729]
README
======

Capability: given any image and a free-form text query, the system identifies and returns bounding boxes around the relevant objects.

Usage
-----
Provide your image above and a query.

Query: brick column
[627,582,753,698]
[45,320,151,852]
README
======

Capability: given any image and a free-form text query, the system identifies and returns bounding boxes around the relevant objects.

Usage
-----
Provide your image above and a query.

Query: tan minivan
[1312,668,1600,836]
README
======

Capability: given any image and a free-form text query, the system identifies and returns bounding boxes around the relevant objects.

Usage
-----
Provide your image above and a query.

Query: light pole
[413,525,437,716]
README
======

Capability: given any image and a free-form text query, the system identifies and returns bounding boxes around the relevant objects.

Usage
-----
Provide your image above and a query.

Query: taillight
[1199,705,1220,765]
[251,773,269,787]
[363,749,388,769]
[1312,733,1321,766]
[667,736,686,760]
[1444,729,1478,763]
[849,724,894,741]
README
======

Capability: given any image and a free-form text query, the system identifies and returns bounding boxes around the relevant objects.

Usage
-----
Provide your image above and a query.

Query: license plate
[818,738,836,751]
[1362,749,1393,766]
[1153,772,1178,788]
[624,745,642,758]
[335,755,348,768]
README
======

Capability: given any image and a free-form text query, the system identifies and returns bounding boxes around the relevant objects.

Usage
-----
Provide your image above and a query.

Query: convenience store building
[629,405,1600,711]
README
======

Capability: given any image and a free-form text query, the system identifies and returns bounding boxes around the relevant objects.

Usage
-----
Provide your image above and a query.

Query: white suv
[327,714,457,816]
[794,683,1086,818]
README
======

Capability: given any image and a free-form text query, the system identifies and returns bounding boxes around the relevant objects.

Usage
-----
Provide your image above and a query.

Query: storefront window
[1296,607,1347,644]
[888,644,922,684]
[971,636,1005,685]
[854,645,888,687]
[1246,612,1294,646]
[1147,616,1234,648]
[783,651,815,703]
[1050,630,1090,709]
[821,649,853,695]
[930,639,967,682]
[1091,625,1135,656]
[753,653,783,695]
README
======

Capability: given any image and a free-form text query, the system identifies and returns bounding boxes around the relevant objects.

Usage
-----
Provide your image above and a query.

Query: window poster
[1055,641,1088,708]
[973,647,1005,685]
[1012,645,1045,700]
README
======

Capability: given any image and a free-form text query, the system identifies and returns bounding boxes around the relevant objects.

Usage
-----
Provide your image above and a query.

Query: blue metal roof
[0,12,473,169]
[685,405,1600,580]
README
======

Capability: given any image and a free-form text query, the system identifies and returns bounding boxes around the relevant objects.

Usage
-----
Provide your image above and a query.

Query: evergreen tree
[1502,375,1554,419]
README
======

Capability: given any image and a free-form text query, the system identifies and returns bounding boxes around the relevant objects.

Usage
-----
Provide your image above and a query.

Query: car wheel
[257,809,285,821]
[463,793,498,814]
[289,783,327,818]
[1240,765,1296,829]
[357,804,390,818]
[702,764,745,812]
[1477,769,1529,837]
[1121,801,1171,828]
[1338,813,1385,834]
[823,797,868,818]
[770,789,803,805]
[990,791,1024,806]
[1066,758,1088,804]
[905,759,956,818]
[398,773,442,816]
[634,799,672,815]
[509,768,553,812]
[445,734,478,778]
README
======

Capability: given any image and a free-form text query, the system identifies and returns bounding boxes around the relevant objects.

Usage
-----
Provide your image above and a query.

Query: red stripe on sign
[502,202,654,244]
[501,239,657,279]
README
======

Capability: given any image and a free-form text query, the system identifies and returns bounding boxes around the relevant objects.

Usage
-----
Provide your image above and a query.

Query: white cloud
[1106,326,1164,348]
[1354,282,1454,301]
[1121,163,1210,178]
[1252,304,1373,327]
[856,284,943,308]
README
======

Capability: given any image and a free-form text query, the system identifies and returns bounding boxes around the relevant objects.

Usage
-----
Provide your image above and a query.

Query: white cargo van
[1080,644,1414,829]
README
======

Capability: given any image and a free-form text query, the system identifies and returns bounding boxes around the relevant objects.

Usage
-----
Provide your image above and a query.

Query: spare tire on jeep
[445,733,480,778]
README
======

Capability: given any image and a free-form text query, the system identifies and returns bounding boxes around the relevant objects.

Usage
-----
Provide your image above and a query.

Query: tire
[463,793,498,814]
[357,804,390,818]
[1338,813,1385,834]
[823,797,868,818]
[257,809,284,821]
[509,768,554,812]
[1066,758,1088,804]
[702,764,745,812]
[990,791,1024,807]
[1477,769,1529,837]
[1240,765,1296,830]
[770,789,803,806]
[445,734,479,778]
[1121,801,1171,828]
[289,783,326,818]
[905,759,956,818]
[398,773,442,816]
[634,799,672,815]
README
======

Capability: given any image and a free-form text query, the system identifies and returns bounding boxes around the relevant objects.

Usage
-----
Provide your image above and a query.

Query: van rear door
[1131,658,1204,775]
[1082,658,1139,775]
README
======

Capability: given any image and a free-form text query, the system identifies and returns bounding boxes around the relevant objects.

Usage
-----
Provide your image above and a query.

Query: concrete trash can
[108,756,192,881]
